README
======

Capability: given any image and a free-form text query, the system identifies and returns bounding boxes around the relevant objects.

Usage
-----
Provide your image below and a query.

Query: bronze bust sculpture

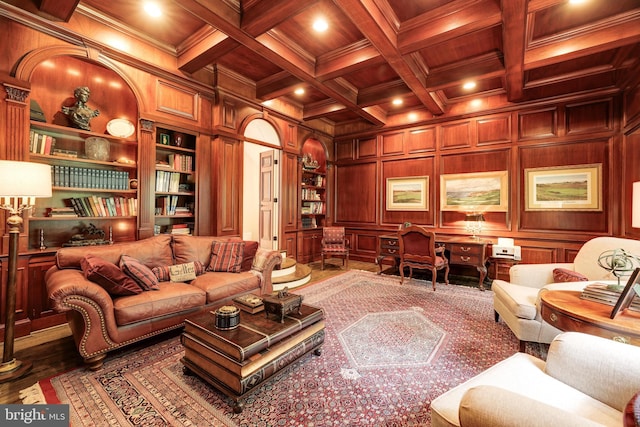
[62,86,100,130]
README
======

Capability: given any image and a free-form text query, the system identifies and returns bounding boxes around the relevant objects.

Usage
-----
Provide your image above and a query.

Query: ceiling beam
[177,0,387,125]
[304,99,347,121]
[501,0,527,101]
[241,0,317,35]
[256,71,303,99]
[177,28,239,74]
[333,0,445,115]
[315,40,385,81]
[38,0,79,22]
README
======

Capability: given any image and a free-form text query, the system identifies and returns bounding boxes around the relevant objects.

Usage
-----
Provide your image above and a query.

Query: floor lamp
[0,160,51,383]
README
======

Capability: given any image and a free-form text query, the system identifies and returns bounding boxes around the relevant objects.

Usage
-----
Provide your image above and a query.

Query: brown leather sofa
[45,235,282,370]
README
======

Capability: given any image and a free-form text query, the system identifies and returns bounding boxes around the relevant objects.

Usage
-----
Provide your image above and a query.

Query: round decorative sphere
[85,137,110,161]
[597,249,637,278]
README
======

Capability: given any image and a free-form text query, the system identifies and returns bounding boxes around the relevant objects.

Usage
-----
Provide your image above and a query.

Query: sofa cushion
[81,254,142,296]
[190,271,260,303]
[113,282,206,326]
[172,235,217,265]
[119,255,160,290]
[459,385,603,427]
[553,268,588,283]
[241,240,259,271]
[207,241,245,273]
[152,261,206,282]
[491,280,538,320]
[57,235,173,269]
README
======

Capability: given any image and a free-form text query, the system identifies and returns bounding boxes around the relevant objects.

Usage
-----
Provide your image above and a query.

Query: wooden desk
[377,234,490,290]
[540,290,640,346]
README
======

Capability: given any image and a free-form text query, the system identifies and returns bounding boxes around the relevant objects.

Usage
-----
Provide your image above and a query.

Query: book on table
[183,304,323,362]
[233,293,264,313]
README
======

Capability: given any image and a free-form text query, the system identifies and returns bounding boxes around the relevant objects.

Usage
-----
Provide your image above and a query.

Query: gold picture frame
[386,176,429,211]
[525,163,602,211]
[440,170,509,212]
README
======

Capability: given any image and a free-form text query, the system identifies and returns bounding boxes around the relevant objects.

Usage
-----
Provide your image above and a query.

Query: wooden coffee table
[540,290,640,346]
[180,303,325,413]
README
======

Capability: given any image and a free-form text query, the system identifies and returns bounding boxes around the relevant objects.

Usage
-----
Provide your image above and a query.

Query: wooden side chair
[321,226,349,270]
[398,225,449,290]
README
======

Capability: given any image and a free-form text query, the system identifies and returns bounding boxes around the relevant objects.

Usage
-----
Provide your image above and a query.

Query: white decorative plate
[106,119,135,138]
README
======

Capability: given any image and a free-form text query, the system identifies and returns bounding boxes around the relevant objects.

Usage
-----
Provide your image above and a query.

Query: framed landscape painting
[525,163,602,211]
[386,176,429,211]
[440,170,508,212]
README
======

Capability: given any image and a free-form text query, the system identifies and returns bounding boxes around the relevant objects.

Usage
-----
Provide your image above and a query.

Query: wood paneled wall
[333,94,638,264]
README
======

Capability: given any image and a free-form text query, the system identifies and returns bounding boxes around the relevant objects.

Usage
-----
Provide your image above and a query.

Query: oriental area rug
[32,270,547,426]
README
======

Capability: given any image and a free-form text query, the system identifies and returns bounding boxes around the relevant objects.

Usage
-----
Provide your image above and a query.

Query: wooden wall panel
[520,246,559,264]
[518,108,557,140]
[156,80,199,121]
[381,157,435,226]
[625,85,640,130]
[281,152,299,232]
[477,114,511,146]
[406,127,436,153]
[566,99,612,135]
[518,140,609,232]
[354,233,378,256]
[440,120,472,149]
[216,137,240,235]
[358,136,377,158]
[335,162,377,223]
[625,132,640,239]
[381,131,404,156]
[335,140,354,160]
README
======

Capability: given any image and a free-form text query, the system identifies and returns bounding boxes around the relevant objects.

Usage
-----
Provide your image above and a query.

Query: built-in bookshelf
[28,121,138,248]
[301,170,326,229]
[154,127,196,236]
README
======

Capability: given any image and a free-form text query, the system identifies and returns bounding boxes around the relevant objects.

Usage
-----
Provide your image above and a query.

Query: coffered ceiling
[8,0,640,129]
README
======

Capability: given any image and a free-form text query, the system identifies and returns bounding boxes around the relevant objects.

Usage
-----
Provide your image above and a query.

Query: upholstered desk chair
[398,225,449,290]
[321,226,349,270]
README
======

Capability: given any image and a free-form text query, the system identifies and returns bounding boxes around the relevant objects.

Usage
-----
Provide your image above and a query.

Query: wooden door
[259,151,278,249]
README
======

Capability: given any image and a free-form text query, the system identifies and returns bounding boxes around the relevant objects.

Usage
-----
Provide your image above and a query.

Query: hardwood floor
[0,260,378,404]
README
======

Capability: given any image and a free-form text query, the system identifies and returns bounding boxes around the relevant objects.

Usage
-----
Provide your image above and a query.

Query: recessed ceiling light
[313,18,329,32]
[569,0,587,4]
[408,112,418,121]
[392,98,403,106]
[144,2,162,18]
[294,88,305,95]
[463,81,477,90]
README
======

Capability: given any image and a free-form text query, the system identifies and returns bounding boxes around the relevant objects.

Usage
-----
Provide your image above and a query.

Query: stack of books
[232,294,264,314]
[48,207,78,218]
[169,223,192,235]
[580,283,640,312]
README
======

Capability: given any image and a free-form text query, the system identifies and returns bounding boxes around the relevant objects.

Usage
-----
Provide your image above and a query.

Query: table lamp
[0,160,51,382]
[465,213,485,239]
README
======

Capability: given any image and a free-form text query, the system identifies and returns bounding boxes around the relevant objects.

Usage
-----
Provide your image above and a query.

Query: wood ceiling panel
[7,0,635,128]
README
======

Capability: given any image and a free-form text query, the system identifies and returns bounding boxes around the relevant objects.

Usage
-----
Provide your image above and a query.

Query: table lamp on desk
[464,213,485,239]
[0,160,52,382]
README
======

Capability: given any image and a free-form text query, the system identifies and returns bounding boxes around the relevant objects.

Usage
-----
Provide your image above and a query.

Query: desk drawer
[449,253,482,266]
[449,243,484,257]
[380,237,399,248]
[380,246,400,256]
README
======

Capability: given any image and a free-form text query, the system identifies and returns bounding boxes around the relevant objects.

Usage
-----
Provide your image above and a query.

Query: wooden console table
[377,234,491,290]
[540,290,640,346]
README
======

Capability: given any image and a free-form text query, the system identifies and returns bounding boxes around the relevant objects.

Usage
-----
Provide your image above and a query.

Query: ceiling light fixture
[144,2,162,18]
[313,18,329,32]
[568,0,587,4]
[463,81,477,90]
[392,98,403,106]
[294,88,305,95]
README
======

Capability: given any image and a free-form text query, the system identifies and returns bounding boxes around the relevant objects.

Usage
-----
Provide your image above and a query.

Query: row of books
[66,196,138,218]
[167,153,194,172]
[580,283,640,312]
[153,223,194,236]
[155,171,183,193]
[301,201,324,214]
[53,165,131,190]
[155,195,183,216]
[29,130,56,155]
[301,188,322,200]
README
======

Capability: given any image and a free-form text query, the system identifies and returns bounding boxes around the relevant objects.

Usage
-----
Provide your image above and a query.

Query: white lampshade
[633,181,640,228]
[0,161,52,198]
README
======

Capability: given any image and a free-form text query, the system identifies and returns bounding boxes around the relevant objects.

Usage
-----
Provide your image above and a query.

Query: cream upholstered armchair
[492,236,640,351]
[430,332,640,427]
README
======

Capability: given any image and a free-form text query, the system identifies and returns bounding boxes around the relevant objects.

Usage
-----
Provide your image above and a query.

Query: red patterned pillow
[81,254,142,296]
[119,255,160,290]
[553,268,589,283]
[152,261,205,282]
[207,241,245,273]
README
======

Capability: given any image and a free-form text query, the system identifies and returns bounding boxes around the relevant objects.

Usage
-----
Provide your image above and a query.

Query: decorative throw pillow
[119,255,160,290]
[207,241,245,273]
[152,261,205,282]
[241,241,259,271]
[81,254,142,296]
[553,268,589,283]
